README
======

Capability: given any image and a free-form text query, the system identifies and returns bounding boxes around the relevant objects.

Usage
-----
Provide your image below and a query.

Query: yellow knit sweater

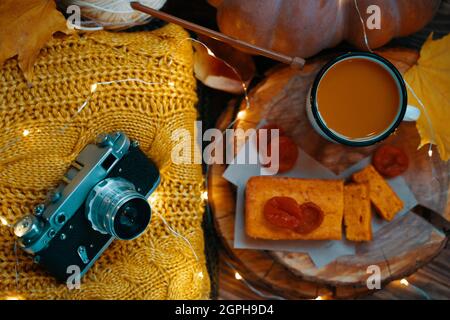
[0,24,210,299]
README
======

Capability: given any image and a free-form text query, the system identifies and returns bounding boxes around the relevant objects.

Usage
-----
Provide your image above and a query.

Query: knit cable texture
[0,24,210,299]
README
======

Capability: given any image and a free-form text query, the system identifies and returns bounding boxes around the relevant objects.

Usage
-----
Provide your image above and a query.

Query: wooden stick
[130,1,305,69]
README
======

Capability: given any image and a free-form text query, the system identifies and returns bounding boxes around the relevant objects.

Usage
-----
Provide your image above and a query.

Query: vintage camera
[14,132,160,282]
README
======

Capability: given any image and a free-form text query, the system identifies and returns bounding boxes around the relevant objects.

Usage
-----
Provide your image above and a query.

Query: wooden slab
[208,48,449,298]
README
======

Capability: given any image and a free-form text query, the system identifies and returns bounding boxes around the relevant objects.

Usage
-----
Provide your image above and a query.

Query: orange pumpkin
[209,0,441,58]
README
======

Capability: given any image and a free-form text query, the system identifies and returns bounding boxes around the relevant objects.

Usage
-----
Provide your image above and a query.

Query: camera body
[14,132,160,282]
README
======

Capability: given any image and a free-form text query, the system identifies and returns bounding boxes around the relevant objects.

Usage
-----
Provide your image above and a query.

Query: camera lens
[114,198,150,240]
[86,178,151,240]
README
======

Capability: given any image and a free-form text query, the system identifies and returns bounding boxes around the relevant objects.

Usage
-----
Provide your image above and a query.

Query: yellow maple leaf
[404,34,450,161]
[0,0,69,82]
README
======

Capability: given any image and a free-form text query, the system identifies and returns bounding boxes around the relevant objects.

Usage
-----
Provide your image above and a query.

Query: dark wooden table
[218,247,450,300]
[165,0,450,300]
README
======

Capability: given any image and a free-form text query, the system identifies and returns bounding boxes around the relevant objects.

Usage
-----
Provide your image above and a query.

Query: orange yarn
[0,24,210,299]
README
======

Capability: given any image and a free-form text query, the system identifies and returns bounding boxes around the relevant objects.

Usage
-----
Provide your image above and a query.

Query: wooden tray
[208,48,449,298]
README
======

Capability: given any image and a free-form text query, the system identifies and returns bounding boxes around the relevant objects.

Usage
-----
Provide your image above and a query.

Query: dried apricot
[373,145,409,178]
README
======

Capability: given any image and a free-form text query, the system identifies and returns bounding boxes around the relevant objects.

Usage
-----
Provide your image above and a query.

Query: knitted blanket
[0,24,210,299]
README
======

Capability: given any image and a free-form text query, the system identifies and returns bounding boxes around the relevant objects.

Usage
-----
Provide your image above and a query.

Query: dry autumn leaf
[404,34,450,161]
[0,0,69,82]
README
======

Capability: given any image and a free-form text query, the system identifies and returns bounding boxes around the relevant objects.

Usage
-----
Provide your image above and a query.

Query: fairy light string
[354,0,436,157]
[66,2,251,112]
[2,8,282,298]
[354,0,372,52]
[404,81,436,158]
[13,241,20,290]
[1,11,435,299]
[149,194,200,262]
[223,260,285,300]
[352,0,435,300]
[0,37,230,298]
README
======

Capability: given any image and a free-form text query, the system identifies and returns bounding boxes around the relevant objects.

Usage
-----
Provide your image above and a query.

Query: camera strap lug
[77,245,90,264]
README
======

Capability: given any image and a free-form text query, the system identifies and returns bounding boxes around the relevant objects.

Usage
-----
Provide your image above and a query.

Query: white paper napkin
[223,125,418,268]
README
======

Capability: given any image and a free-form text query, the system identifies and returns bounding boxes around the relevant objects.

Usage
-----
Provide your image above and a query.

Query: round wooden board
[208,48,449,298]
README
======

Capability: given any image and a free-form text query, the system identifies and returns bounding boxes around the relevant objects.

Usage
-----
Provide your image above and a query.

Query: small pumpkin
[209,0,441,58]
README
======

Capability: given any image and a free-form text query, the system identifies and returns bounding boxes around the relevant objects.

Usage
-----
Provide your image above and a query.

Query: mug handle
[403,105,421,122]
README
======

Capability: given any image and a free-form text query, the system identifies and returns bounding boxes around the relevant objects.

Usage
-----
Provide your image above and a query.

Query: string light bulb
[0,216,9,226]
[148,193,159,206]
[1,40,253,298]
[206,47,215,56]
[428,148,433,157]
[400,279,409,286]
[237,110,246,120]
[5,295,23,300]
